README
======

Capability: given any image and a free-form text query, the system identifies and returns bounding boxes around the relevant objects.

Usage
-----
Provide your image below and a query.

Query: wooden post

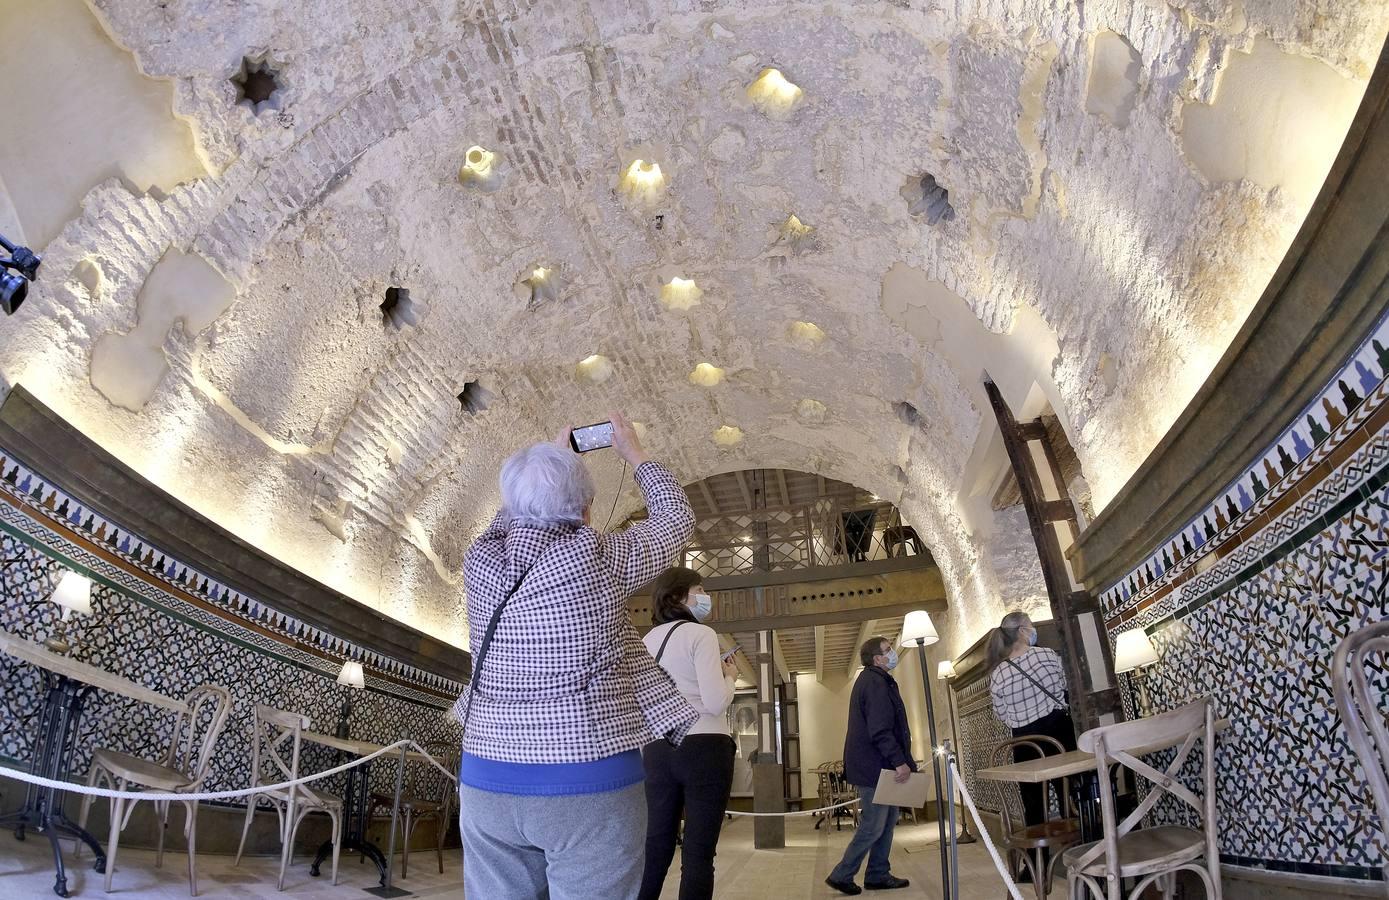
[984,380,1120,728]
[753,628,785,847]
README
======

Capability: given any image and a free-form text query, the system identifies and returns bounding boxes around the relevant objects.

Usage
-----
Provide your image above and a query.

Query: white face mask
[690,592,712,622]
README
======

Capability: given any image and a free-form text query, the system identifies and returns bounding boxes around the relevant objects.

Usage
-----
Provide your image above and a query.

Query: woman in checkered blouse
[986,610,1077,873]
[454,413,702,900]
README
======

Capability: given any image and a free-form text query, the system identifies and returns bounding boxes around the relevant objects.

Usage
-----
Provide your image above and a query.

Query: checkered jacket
[989,647,1068,729]
[452,460,700,764]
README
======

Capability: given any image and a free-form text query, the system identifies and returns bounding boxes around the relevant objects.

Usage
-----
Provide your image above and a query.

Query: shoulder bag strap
[1005,657,1068,709]
[653,620,689,665]
[461,546,551,734]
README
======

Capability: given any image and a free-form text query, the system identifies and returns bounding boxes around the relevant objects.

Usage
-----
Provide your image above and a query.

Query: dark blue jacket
[843,665,917,788]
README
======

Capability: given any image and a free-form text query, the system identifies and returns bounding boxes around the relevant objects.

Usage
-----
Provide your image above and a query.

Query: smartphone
[721,644,741,660]
[570,421,615,453]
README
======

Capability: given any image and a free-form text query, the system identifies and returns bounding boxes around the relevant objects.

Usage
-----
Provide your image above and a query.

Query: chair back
[1333,620,1389,886]
[249,704,313,803]
[990,734,1071,835]
[163,684,232,788]
[418,743,461,805]
[1073,696,1217,877]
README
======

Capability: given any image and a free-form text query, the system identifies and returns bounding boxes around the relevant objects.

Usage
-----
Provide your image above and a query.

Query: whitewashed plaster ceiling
[0,0,1384,651]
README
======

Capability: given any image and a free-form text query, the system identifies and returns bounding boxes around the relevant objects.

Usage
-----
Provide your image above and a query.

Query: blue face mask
[691,593,712,622]
[884,649,899,670]
[1028,628,1038,647]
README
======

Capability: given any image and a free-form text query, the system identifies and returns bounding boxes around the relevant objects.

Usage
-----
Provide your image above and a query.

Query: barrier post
[364,745,410,898]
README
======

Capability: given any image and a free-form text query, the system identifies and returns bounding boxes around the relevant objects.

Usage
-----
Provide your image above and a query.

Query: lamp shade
[50,571,92,616]
[937,660,956,680]
[1113,628,1159,673]
[336,660,365,689]
[900,610,939,646]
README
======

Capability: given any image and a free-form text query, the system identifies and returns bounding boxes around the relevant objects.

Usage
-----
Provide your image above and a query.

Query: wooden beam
[772,632,791,683]
[734,470,754,510]
[817,475,827,496]
[697,480,720,516]
[776,469,791,508]
[848,619,876,677]
[710,598,946,635]
[814,625,826,683]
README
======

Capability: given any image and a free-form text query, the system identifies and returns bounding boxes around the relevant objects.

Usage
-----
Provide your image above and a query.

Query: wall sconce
[1114,627,1160,717]
[746,67,804,118]
[335,658,365,739]
[44,570,92,655]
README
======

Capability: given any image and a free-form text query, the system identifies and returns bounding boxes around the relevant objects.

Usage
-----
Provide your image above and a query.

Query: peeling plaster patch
[90,249,235,411]
[1182,39,1367,210]
[188,337,321,457]
[713,425,744,446]
[576,354,614,384]
[1097,352,1119,394]
[796,398,827,424]
[0,0,208,248]
[689,363,725,387]
[1085,32,1141,127]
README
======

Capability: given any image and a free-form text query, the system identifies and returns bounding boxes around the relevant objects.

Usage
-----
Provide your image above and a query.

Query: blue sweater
[459,750,644,796]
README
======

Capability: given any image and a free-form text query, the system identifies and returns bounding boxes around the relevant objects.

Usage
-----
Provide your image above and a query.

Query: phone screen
[570,421,615,453]
[721,644,740,660]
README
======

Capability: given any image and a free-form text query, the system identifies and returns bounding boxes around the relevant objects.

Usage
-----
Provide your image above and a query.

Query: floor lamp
[936,661,976,844]
[901,610,951,900]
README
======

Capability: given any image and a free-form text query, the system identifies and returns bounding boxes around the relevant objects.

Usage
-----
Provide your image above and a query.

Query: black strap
[461,548,551,734]
[653,620,689,665]
[1005,658,1068,709]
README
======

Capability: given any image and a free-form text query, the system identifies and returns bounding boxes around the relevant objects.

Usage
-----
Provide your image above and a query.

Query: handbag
[652,620,688,665]
[1005,657,1068,709]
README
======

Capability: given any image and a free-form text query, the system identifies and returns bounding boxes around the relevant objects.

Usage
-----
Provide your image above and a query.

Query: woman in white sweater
[638,567,740,900]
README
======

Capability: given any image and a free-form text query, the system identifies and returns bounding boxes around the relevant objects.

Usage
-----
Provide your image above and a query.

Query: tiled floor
[0,816,1014,898]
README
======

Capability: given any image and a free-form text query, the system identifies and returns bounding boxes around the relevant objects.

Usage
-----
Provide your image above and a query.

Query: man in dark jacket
[826,636,916,895]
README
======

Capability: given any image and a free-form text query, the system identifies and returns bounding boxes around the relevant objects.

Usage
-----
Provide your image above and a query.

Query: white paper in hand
[872,768,930,807]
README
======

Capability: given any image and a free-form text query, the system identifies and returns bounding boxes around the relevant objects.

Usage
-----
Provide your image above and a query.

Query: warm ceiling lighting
[659,276,703,311]
[782,214,812,239]
[713,425,744,446]
[459,146,500,189]
[621,158,666,204]
[747,67,804,117]
[689,362,724,387]
[576,354,614,384]
[530,266,550,282]
[788,321,826,345]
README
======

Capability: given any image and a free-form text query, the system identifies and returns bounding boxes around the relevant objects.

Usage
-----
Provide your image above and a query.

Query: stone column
[753,628,785,848]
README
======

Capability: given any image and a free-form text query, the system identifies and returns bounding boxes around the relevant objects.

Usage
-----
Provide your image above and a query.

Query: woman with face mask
[638,567,740,900]
[986,610,1075,879]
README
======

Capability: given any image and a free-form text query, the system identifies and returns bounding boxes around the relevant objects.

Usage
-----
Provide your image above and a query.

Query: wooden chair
[233,705,343,890]
[991,735,1081,898]
[1063,697,1221,900]
[77,684,232,896]
[1333,621,1389,891]
[367,744,459,878]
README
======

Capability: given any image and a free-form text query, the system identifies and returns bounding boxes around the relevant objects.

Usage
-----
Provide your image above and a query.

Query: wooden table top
[975,719,1230,784]
[302,730,435,765]
[0,629,184,713]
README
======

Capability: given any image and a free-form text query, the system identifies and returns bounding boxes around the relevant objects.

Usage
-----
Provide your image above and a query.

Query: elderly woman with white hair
[453,411,700,900]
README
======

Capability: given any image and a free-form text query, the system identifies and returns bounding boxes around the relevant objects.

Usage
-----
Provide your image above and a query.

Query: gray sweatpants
[459,782,647,900]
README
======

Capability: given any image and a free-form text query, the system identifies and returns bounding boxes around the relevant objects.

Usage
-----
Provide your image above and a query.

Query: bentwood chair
[367,744,460,877]
[992,735,1081,898]
[234,705,343,890]
[77,684,232,896]
[1063,697,1221,900]
[1333,621,1389,892]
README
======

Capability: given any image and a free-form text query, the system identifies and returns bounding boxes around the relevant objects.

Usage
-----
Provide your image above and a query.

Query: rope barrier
[723,797,860,817]
[949,760,1028,900]
[0,740,456,804]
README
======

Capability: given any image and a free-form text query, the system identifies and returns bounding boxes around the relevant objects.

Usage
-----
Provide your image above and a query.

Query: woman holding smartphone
[638,567,740,900]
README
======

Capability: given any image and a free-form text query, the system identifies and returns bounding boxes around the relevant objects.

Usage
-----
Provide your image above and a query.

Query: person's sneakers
[825,875,863,895]
[864,874,911,890]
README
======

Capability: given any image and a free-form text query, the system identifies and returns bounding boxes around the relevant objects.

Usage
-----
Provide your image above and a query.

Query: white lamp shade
[900,610,939,646]
[1113,628,1159,673]
[937,660,956,680]
[336,660,365,689]
[50,571,92,616]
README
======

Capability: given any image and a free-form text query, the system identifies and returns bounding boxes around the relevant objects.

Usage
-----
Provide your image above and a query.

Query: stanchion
[944,741,959,900]
[366,745,411,898]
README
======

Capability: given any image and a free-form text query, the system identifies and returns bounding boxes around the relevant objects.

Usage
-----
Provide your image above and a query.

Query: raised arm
[599,412,695,595]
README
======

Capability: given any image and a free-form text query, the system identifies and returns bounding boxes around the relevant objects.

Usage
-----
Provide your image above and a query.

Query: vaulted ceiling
[0,0,1383,650]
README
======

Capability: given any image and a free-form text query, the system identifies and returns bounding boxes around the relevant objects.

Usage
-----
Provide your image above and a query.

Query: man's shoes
[864,874,911,890]
[825,875,863,895]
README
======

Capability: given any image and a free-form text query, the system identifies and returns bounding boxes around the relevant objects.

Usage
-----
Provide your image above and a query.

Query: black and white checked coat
[453,460,701,764]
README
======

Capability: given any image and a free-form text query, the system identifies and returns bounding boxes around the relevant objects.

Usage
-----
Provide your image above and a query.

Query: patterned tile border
[1099,309,1389,620]
[0,445,464,701]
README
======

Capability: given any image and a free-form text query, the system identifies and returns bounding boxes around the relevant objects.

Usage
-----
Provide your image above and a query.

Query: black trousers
[638,734,736,900]
[1011,707,1078,827]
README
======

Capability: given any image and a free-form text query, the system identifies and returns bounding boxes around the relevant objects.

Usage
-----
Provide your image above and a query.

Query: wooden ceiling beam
[848,619,876,677]
[772,631,791,683]
[734,470,753,510]
[776,469,791,507]
[697,480,720,516]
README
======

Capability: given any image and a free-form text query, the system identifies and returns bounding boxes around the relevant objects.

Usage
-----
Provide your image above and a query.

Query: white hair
[500,442,596,527]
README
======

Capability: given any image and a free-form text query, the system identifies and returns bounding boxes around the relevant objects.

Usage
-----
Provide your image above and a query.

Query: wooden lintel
[1017,420,1048,441]
[1040,499,1076,522]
